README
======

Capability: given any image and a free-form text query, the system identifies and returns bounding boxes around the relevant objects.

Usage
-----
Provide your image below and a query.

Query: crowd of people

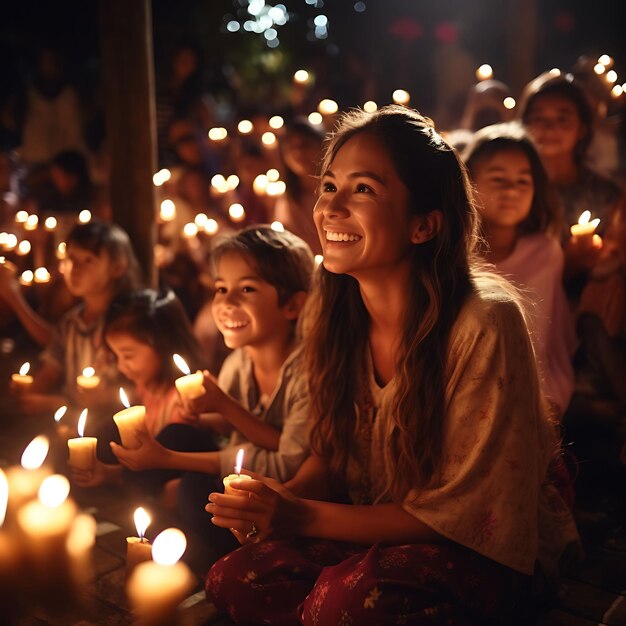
[1,40,625,625]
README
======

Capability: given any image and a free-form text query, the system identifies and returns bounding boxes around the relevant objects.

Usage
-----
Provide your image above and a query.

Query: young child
[463,122,577,417]
[111,226,314,546]
[12,219,142,415]
[204,106,581,625]
[72,288,217,496]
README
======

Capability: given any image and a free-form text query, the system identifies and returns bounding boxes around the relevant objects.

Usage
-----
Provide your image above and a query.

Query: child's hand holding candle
[67,409,97,471]
[11,362,33,392]
[126,506,153,577]
[113,387,146,449]
[126,527,195,625]
[76,366,100,390]
[173,353,205,400]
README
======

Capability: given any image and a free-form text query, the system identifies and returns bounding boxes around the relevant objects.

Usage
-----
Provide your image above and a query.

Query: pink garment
[136,384,195,437]
[495,233,577,415]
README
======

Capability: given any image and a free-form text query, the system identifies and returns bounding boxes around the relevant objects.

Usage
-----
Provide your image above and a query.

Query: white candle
[570,210,601,242]
[126,507,152,576]
[11,362,33,391]
[126,528,195,626]
[223,448,253,494]
[173,354,205,400]
[67,409,97,470]
[5,435,50,523]
[113,387,146,449]
[76,366,100,389]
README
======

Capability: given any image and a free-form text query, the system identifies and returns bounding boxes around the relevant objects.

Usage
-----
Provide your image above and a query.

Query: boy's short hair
[209,226,314,305]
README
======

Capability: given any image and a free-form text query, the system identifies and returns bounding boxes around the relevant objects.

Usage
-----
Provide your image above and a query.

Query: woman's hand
[205,471,311,545]
[110,427,170,471]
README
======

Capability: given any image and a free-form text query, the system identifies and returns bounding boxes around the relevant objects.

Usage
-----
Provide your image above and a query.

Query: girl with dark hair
[463,122,576,417]
[273,118,325,254]
[204,106,580,625]
[10,219,142,415]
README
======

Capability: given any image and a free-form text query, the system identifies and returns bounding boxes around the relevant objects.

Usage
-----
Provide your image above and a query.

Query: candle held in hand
[223,448,253,494]
[570,210,601,244]
[76,366,100,389]
[126,507,152,576]
[113,387,146,449]
[173,353,205,400]
[126,528,195,625]
[67,409,97,470]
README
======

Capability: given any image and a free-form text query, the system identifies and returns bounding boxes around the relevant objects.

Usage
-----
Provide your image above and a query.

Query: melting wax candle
[570,210,601,243]
[223,448,253,495]
[11,362,33,391]
[126,506,152,576]
[76,366,100,389]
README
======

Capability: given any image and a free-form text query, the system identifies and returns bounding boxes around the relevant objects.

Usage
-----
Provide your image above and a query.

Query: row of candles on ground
[0,442,251,622]
[1,355,246,622]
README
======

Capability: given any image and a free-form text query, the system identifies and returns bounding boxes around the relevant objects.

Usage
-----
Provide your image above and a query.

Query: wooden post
[99,0,157,287]
[508,0,538,96]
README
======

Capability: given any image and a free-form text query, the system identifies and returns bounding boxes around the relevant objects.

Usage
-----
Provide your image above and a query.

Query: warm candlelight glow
[267,168,280,182]
[78,210,91,223]
[594,63,605,75]
[173,354,191,375]
[21,435,49,469]
[226,174,240,190]
[153,169,171,186]
[253,174,269,195]
[208,127,228,141]
[34,267,51,283]
[611,85,623,98]
[114,388,146,449]
[503,97,516,110]
[15,210,28,223]
[476,64,493,80]
[19,362,30,376]
[228,203,246,222]
[194,213,208,228]
[38,474,70,508]
[152,528,187,566]
[134,507,151,540]
[269,115,284,129]
[19,270,34,285]
[77,367,100,389]
[549,68,561,76]
[204,218,219,235]
[308,112,323,125]
[24,214,39,231]
[235,448,244,475]
[0,468,8,527]
[294,69,309,83]
[77,409,88,437]
[56,242,67,259]
[120,387,130,408]
[270,221,285,232]
[261,131,277,146]
[314,254,323,265]
[3,233,17,250]
[211,174,229,193]
[160,199,176,222]
[570,210,601,241]
[238,119,253,134]
[392,89,410,105]
[54,405,68,423]
[17,240,31,255]
[598,54,613,67]
[363,100,378,113]
[605,70,618,84]
[318,99,339,115]
[183,223,199,238]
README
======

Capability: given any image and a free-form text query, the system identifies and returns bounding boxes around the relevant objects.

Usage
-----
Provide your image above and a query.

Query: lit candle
[126,528,195,626]
[113,387,146,449]
[173,354,205,400]
[54,405,72,441]
[570,210,601,245]
[11,362,33,391]
[67,409,97,470]
[223,448,253,495]
[126,507,152,576]
[17,475,77,603]
[5,435,50,522]
[76,366,100,389]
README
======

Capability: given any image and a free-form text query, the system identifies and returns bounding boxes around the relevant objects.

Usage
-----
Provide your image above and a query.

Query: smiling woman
[204,106,581,626]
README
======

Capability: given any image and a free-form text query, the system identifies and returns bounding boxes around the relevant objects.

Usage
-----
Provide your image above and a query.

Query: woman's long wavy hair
[306,106,480,502]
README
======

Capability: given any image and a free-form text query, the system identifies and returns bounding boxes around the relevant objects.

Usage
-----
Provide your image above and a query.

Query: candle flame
[152,528,187,566]
[82,366,95,378]
[134,507,151,540]
[39,474,70,508]
[235,448,244,475]
[0,468,8,527]
[119,387,130,408]
[54,405,68,423]
[19,362,30,376]
[77,408,88,437]
[576,210,600,229]
[173,354,191,375]
[21,435,49,469]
